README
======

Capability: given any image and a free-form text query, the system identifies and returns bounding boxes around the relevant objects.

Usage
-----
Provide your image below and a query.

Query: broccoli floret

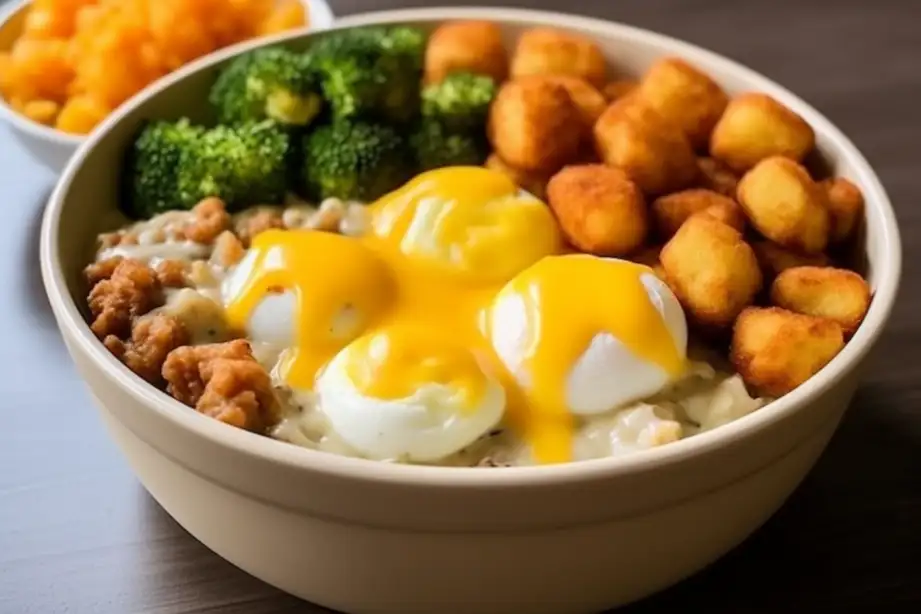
[128,118,205,217]
[302,120,411,201]
[411,119,488,171]
[421,72,497,132]
[177,120,290,210]
[209,47,323,127]
[312,25,426,123]
[127,119,291,217]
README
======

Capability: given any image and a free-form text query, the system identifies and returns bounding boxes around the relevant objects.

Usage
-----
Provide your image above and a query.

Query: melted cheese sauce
[343,326,489,409]
[223,166,687,464]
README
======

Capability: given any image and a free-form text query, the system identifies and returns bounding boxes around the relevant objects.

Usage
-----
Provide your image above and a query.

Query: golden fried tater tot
[710,93,815,172]
[660,214,762,328]
[510,27,606,87]
[819,177,864,244]
[488,78,584,173]
[425,20,508,84]
[637,57,728,149]
[737,156,829,254]
[731,307,844,396]
[546,164,648,256]
[770,266,871,335]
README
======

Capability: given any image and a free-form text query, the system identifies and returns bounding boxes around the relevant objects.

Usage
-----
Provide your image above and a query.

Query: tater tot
[737,156,830,254]
[546,164,648,256]
[752,240,830,281]
[660,214,762,328]
[603,79,639,102]
[696,156,739,197]
[770,266,871,335]
[651,189,743,239]
[731,307,844,396]
[593,99,698,196]
[819,177,864,243]
[637,57,728,150]
[488,78,584,173]
[485,153,551,200]
[424,20,508,84]
[701,199,746,233]
[519,75,607,129]
[710,93,816,172]
[510,27,606,87]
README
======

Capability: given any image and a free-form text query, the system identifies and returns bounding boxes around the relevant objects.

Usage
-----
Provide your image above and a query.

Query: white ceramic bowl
[0,0,335,173]
[40,8,901,614]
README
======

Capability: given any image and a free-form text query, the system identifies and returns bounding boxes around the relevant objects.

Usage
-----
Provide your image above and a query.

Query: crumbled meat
[87,258,164,339]
[197,359,277,431]
[104,314,189,384]
[84,256,124,286]
[162,340,277,431]
[211,230,245,268]
[155,259,188,288]
[162,339,252,403]
[184,197,231,244]
[236,209,284,246]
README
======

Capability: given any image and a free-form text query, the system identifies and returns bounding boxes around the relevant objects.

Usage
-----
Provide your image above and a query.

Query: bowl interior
[43,9,901,481]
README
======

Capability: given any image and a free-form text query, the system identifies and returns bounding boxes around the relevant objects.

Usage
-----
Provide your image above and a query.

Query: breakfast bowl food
[40,7,900,614]
[0,0,335,173]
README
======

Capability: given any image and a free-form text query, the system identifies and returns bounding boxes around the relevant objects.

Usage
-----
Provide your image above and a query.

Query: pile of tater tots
[428,21,871,397]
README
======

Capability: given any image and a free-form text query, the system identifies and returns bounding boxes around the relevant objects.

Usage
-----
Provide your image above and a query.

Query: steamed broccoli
[411,119,488,171]
[177,120,290,210]
[209,47,322,127]
[127,119,290,217]
[128,118,206,217]
[311,25,426,123]
[302,120,411,201]
[421,72,497,131]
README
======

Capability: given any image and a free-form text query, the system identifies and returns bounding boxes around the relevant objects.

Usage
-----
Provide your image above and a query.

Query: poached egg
[220,166,689,464]
[316,326,505,461]
[486,255,688,462]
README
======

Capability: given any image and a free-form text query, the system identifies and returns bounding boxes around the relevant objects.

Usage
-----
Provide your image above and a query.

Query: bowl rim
[40,6,902,489]
[0,0,336,146]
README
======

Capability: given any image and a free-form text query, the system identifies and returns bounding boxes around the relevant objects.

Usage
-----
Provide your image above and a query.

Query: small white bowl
[0,0,336,173]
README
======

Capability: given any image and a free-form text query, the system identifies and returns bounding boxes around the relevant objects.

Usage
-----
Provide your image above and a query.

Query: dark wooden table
[2,0,919,612]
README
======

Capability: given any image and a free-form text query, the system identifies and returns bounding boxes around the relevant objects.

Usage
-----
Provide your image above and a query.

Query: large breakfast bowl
[40,7,900,614]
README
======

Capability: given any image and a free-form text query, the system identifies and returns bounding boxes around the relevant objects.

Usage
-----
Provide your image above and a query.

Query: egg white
[221,251,367,347]
[489,267,688,416]
[315,341,506,462]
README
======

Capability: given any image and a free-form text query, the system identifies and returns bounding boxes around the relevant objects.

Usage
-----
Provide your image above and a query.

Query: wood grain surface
[1,0,919,612]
